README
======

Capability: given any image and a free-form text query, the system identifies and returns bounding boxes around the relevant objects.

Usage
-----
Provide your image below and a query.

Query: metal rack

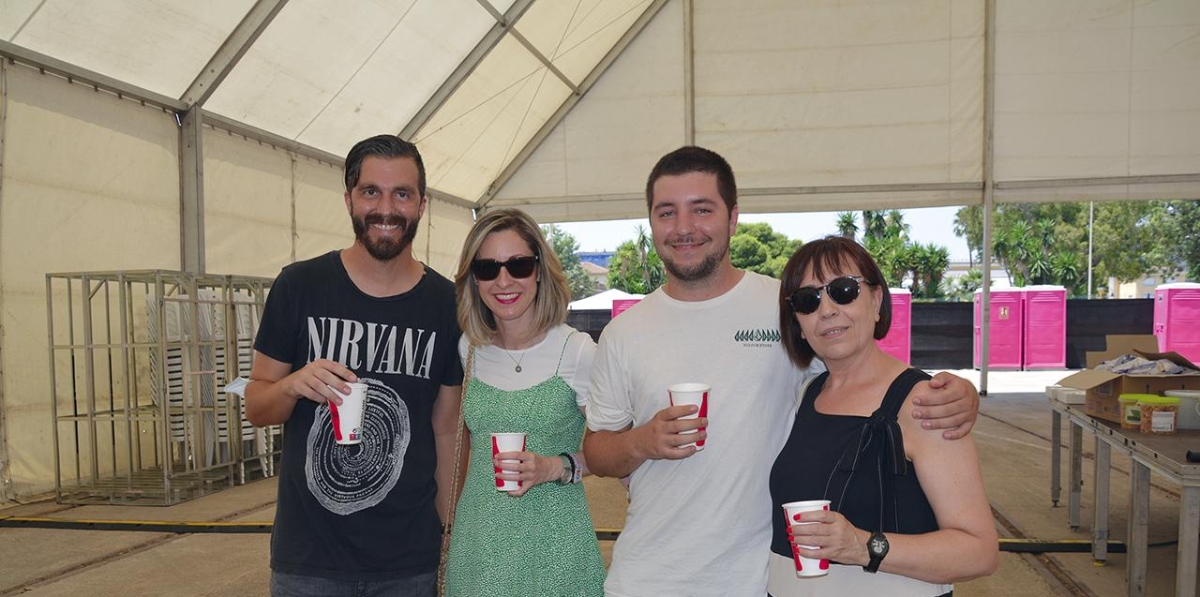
[45,270,279,505]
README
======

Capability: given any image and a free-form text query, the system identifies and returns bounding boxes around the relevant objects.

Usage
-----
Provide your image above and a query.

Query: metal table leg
[1069,422,1083,530]
[1093,437,1110,564]
[1177,485,1200,597]
[1127,462,1150,597]
[1051,408,1062,507]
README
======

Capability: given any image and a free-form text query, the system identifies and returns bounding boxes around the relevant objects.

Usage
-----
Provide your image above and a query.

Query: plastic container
[1119,394,1149,430]
[1137,395,1179,434]
[1164,390,1200,431]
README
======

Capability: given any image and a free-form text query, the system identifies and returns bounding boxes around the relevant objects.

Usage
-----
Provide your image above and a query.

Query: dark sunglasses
[784,276,870,314]
[470,255,539,281]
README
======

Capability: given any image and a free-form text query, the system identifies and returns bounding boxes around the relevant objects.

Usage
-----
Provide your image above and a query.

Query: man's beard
[351,211,419,261]
[661,236,728,282]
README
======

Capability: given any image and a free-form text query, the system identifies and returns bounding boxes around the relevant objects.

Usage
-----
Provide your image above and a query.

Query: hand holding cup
[491,433,526,492]
[634,404,708,461]
[782,500,831,578]
[668,383,710,450]
[329,382,368,445]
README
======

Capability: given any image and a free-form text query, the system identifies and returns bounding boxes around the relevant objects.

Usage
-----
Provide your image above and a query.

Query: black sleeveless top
[769,368,940,561]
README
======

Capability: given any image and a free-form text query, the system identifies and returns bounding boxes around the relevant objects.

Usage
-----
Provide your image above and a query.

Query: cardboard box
[1058,335,1200,423]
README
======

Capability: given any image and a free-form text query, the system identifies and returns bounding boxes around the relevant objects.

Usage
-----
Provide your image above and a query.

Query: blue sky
[556,205,971,261]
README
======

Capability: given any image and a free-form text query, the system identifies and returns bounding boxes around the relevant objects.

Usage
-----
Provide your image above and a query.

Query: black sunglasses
[784,276,871,314]
[470,255,539,281]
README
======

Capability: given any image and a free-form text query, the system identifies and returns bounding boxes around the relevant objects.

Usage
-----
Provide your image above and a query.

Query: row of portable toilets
[874,282,1200,370]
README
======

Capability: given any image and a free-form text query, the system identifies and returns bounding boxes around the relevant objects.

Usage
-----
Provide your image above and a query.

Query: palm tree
[835,212,858,239]
[884,210,910,242]
[862,210,887,242]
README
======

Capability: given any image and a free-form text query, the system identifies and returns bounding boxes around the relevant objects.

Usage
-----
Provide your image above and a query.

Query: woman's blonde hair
[454,208,571,346]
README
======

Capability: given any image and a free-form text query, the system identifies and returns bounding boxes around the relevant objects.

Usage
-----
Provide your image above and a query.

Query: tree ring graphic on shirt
[305,378,410,515]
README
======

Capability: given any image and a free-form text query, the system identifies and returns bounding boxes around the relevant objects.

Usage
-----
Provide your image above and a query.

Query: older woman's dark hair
[778,236,892,368]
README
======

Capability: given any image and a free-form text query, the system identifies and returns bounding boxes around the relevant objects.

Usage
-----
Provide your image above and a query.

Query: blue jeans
[270,570,436,597]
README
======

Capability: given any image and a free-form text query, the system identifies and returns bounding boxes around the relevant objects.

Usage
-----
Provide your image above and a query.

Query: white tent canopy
[568,288,644,311]
[0,0,1198,497]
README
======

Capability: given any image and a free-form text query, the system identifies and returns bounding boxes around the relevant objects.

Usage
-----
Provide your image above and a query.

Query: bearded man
[246,135,463,597]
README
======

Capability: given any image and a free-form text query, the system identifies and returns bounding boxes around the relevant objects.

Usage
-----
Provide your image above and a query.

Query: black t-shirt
[254,251,463,581]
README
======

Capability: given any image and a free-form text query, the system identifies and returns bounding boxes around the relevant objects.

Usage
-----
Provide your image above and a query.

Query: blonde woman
[443,209,605,596]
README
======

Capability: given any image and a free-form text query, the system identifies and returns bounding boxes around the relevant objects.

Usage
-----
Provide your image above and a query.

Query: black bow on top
[835,410,908,477]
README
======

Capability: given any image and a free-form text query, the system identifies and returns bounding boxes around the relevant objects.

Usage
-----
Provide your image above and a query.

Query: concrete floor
[1,370,1194,596]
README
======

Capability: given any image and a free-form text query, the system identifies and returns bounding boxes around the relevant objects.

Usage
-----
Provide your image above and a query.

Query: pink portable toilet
[1153,282,1200,363]
[1022,285,1067,369]
[973,289,1024,370]
[876,288,911,364]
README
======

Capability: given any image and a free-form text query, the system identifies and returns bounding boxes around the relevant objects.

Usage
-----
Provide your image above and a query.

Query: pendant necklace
[503,347,526,373]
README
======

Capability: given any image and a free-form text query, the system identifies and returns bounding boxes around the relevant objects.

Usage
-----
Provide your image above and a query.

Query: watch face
[869,535,888,555]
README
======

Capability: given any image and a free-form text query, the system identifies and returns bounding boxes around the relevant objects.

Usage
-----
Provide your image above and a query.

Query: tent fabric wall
[1,64,180,496]
[0,66,473,498]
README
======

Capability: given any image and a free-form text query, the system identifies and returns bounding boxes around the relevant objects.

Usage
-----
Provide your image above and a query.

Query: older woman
[443,208,605,596]
[767,236,998,597]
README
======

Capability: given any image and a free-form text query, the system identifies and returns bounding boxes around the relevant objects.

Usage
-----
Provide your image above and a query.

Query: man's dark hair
[344,135,426,197]
[644,146,737,213]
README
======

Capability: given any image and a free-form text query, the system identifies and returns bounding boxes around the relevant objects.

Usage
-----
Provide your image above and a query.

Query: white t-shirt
[458,324,595,406]
[587,271,822,597]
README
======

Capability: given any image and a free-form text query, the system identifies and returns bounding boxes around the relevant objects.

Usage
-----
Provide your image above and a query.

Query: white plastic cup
[668,383,709,450]
[782,499,831,578]
[492,432,526,491]
[329,382,368,445]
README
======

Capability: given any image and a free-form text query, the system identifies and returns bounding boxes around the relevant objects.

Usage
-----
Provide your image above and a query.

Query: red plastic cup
[782,500,831,578]
[329,382,368,445]
[491,432,526,491]
[668,383,709,450]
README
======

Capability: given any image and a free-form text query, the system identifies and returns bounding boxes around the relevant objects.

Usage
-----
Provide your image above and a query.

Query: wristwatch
[556,452,581,485]
[863,531,889,573]
[554,457,573,484]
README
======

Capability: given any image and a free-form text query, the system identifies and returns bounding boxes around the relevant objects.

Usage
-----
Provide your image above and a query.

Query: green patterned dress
[444,340,606,597]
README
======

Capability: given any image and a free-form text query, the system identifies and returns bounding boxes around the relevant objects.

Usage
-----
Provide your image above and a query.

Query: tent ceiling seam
[478,0,670,208]
[399,0,536,139]
[294,1,420,140]
[8,0,47,42]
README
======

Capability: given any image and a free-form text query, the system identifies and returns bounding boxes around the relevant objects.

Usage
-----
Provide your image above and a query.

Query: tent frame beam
[0,41,184,112]
[478,0,671,209]
[180,0,289,107]
[400,0,537,140]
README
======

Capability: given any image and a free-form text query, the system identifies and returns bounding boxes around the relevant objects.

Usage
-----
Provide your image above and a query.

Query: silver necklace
[502,346,526,373]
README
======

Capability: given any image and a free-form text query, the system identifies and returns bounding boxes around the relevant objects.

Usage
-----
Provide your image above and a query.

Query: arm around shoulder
[880,407,999,584]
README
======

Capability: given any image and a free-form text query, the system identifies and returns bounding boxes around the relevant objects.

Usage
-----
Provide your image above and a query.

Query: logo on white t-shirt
[734,328,780,348]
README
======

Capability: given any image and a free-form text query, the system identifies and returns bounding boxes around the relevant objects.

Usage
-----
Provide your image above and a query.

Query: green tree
[1149,200,1200,281]
[606,227,664,294]
[730,222,801,278]
[730,235,771,274]
[836,212,858,239]
[541,224,595,301]
[953,201,1165,296]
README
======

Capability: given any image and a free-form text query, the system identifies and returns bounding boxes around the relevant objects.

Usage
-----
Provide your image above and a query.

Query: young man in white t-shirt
[583,146,980,597]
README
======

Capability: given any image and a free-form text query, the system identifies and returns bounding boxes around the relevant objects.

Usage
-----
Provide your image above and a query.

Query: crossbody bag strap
[438,345,474,596]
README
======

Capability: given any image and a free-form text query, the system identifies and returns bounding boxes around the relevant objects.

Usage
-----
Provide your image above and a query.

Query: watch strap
[864,531,889,573]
